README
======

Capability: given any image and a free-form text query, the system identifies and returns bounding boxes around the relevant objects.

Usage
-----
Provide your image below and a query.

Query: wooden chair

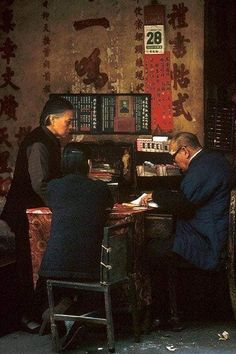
[168,188,236,322]
[46,221,140,353]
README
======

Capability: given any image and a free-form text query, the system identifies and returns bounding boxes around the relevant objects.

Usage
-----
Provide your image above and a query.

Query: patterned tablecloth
[26,204,151,307]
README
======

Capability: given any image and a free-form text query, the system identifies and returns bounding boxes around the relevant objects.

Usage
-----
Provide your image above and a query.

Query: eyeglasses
[169,146,184,161]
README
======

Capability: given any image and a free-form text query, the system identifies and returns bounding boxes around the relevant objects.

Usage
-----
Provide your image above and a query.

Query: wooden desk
[144,212,174,240]
[26,204,151,307]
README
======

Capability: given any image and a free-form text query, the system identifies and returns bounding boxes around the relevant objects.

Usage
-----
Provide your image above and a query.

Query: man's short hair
[62,142,91,175]
[171,132,202,150]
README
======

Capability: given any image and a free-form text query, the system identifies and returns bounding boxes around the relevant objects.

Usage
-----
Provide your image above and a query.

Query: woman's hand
[140,193,152,206]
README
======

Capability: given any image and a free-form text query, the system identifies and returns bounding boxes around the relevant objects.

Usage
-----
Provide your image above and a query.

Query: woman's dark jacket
[39,174,114,280]
[0,126,61,312]
[1,126,61,219]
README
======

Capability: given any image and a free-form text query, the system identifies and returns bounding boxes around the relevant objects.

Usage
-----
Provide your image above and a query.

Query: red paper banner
[144,4,165,25]
[144,52,173,133]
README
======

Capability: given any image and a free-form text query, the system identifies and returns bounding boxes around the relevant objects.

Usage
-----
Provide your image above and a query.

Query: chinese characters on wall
[134,2,195,133]
[144,52,173,133]
[134,3,144,93]
[0,0,18,174]
[143,3,173,133]
[74,17,109,90]
[0,1,34,180]
[42,0,51,95]
[168,3,192,121]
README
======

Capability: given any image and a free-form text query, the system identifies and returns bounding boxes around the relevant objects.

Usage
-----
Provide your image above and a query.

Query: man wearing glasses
[141,132,235,330]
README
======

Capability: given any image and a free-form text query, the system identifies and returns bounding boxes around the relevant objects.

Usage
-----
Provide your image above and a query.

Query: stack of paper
[130,193,158,208]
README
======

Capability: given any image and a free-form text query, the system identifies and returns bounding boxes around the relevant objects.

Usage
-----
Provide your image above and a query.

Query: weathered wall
[0,0,204,173]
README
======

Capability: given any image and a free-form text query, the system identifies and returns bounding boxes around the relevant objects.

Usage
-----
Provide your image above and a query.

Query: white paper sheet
[130,193,158,208]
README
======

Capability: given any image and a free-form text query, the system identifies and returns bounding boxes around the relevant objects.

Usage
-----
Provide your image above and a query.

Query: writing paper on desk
[130,193,158,208]
[147,201,159,208]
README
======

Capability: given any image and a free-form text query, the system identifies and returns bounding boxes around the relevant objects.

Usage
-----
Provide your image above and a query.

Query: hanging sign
[144,25,164,54]
[144,52,173,133]
[143,3,173,133]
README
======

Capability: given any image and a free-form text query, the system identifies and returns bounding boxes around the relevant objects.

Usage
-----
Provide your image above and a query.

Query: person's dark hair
[62,142,91,175]
[171,132,202,150]
[40,97,74,126]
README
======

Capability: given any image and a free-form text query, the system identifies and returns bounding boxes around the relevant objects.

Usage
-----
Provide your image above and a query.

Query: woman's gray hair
[39,97,74,126]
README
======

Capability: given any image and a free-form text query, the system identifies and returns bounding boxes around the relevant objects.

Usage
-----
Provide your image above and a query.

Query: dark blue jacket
[153,150,235,270]
[39,174,114,280]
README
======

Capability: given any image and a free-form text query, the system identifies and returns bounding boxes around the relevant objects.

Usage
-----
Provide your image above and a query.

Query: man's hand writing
[140,193,152,206]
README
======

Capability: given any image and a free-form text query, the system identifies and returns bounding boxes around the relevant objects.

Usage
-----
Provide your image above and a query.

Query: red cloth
[26,205,151,307]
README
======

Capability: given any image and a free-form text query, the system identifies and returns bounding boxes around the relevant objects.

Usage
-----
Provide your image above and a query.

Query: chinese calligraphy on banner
[144,52,173,133]
[144,3,173,133]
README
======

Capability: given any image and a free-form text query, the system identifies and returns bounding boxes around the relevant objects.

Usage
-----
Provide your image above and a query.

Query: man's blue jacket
[152,149,235,270]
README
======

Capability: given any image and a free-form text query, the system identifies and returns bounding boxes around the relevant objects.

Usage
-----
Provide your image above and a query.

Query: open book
[130,193,159,208]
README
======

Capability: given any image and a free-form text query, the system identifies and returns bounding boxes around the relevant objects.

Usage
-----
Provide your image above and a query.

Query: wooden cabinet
[144,212,174,240]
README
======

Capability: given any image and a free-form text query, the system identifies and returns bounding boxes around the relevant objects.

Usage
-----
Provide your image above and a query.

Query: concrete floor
[0,320,236,354]
[1,263,236,353]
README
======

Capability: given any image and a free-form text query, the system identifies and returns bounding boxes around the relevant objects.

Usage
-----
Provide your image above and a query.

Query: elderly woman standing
[1,96,74,332]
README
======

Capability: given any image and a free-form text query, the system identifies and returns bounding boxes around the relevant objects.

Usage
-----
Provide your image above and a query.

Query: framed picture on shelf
[114,95,135,133]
